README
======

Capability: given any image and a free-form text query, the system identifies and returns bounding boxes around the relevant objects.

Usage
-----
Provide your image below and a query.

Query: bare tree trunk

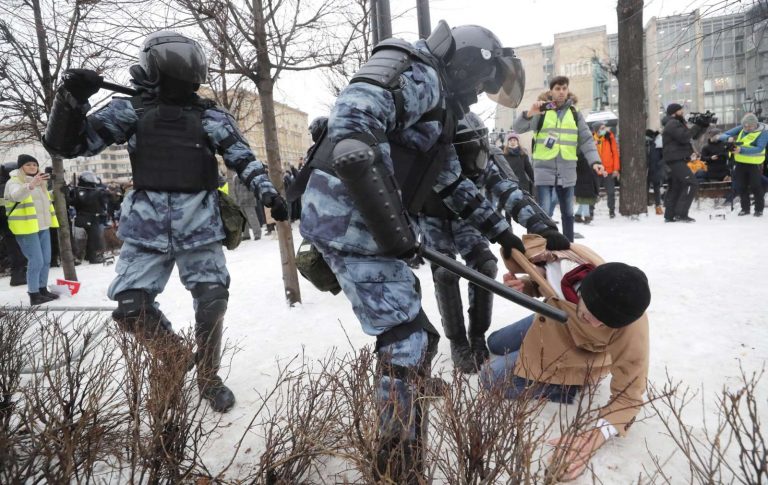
[616,0,648,216]
[252,0,301,305]
[30,0,77,280]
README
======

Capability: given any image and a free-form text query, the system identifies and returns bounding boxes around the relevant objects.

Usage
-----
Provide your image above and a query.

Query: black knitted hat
[666,103,683,116]
[17,154,38,168]
[580,263,651,328]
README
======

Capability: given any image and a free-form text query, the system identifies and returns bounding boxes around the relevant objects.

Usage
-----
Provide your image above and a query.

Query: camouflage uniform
[59,96,278,298]
[300,40,514,449]
[419,158,552,370]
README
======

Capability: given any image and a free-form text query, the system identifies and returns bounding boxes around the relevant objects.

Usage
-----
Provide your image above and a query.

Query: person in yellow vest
[480,234,650,481]
[513,76,604,242]
[3,154,61,305]
[718,113,767,217]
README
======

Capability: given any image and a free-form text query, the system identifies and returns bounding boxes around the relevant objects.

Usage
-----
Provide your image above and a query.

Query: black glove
[540,228,571,250]
[494,229,526,259]
[62,68,103,103]
[264,193,289,222]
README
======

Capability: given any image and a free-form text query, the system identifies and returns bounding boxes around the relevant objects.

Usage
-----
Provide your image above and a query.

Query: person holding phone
[3,154,60,305]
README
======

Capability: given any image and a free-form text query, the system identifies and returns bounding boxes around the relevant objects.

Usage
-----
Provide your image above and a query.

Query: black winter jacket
[503,150,534,194]
[700,141,731,181]
[575,153,599,200]
[662,116,705,163]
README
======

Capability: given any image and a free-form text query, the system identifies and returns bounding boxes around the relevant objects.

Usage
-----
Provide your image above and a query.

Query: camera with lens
[725,141,742,152]
[687,110,718,127]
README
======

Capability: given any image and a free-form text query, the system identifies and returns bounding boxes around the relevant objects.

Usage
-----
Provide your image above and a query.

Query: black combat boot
[193,284,235,413]
[432,264,476,373]
[467,258,497,369]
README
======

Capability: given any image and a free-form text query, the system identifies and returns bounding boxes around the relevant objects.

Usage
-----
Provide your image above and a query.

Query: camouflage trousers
[313,241,432,445]
[107,241,230,304]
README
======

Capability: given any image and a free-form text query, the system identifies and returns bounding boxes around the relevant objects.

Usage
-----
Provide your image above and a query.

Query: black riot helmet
[430,22,525,109]
[135,31,208,87]
[453,112,490,177]
[78,171,99,187]
[308,116,328,143]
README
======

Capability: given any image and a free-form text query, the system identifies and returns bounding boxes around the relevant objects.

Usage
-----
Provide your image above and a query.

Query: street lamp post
[743,86,766,122]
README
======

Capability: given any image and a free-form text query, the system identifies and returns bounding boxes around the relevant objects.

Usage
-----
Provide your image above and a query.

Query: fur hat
[580,262,651,328]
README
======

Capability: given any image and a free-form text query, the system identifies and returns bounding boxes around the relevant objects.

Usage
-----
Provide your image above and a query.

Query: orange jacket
[594,131,620,174]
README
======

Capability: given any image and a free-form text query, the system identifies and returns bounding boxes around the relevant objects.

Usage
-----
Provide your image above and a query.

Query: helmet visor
[146,36,208,84]
[486,51,525,108]
[454,137,489,174]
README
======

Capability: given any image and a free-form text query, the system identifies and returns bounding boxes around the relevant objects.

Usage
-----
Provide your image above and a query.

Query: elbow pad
[333,137,416,257]
[42,89,87,159]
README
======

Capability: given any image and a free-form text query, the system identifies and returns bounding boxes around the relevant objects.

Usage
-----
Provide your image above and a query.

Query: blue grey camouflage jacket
[301,40,539,255]
[62,91,278,252]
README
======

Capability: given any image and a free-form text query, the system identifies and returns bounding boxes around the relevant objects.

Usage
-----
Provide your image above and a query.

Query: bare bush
[645,367,767,485]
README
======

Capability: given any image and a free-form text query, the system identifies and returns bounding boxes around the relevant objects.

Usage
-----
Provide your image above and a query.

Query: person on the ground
[699,128,731,182]
[299,22,565,480]
[419,112,566,374]
[42,30,289,413]
[3,154,61,305]
[661,103,708,223]
[717,113,767,217]
[593,123,620,218]
[513,76,604,241]
[501,132,534,194]
[480,234,650,482]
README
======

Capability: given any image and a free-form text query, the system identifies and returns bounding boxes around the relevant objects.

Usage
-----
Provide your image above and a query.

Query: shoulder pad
[350,39,419,90]
[195,96,217,110]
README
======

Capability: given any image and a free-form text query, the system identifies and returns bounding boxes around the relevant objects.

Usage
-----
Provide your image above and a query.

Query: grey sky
[273,0,740,126]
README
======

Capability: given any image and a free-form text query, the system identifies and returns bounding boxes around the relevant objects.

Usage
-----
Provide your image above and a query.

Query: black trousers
[74,214,104,262]
[664,161,698,220]
[733,163,765,213]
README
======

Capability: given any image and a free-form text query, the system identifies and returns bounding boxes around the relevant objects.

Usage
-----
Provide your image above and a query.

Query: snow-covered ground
[2,199,766,483]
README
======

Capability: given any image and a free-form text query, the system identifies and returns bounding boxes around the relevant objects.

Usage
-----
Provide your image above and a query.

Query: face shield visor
[485,48,525,109]
[454,130,490,175]
[143,35,208,84]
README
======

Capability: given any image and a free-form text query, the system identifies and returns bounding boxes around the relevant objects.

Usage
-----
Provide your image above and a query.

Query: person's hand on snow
[547,428,606,481]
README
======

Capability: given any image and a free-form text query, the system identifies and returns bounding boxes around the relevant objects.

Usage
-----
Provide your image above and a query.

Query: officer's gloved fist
[495,229,526,259]
[264,193,289,222]
[62,68,103,103]
[540,228,571,250]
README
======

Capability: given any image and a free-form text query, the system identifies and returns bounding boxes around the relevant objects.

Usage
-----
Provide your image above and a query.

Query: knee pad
[473,255,498,279]
[112,290,170,334]
[466,244,497,277]
[431,264,459,286]
[192,283,229,324]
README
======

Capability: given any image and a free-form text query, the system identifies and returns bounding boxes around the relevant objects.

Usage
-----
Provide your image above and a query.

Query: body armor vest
[129,95,218,192]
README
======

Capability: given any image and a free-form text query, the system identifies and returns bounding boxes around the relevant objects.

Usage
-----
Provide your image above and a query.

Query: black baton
[420,246,568,322]
[101,81,138,96]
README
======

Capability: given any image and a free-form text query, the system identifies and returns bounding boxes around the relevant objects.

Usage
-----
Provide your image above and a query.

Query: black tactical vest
[295,39,459,213]
[129,95,218,192]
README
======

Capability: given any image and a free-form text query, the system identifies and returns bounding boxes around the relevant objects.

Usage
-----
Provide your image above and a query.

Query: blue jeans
[480,315,580,403]
[15,229,51,293]
[536,185,575,242]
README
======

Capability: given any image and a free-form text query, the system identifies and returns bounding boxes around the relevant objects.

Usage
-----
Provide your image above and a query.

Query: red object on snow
[56,279,81,296]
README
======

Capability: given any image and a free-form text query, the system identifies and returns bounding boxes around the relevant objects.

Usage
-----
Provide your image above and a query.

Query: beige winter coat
[4,169,54,231]
[506,235,649,436]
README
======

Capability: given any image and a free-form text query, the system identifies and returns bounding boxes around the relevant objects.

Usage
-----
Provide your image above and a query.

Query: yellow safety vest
[533,108,579,162]
[5,177,60,235]
[734,129,765,165]
[218,181,229,195]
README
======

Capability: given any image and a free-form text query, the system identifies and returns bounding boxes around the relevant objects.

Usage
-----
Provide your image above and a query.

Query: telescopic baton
[419,245,568,323]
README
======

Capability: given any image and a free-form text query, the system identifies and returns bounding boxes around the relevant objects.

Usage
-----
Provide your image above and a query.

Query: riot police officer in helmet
[70,170,108,264]
[300,20,568,480]
[43,30,289,413]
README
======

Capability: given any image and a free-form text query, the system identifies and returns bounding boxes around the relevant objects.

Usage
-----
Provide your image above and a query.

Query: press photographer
[717,113,768,217]
[662,103,712,223]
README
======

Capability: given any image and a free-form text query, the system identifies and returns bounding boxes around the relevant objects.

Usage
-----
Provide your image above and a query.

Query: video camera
[687,110,718,127]
[725,141,743,152]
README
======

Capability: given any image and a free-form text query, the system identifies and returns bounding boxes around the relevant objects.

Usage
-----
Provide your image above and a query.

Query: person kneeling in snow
[480,234,650,481]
